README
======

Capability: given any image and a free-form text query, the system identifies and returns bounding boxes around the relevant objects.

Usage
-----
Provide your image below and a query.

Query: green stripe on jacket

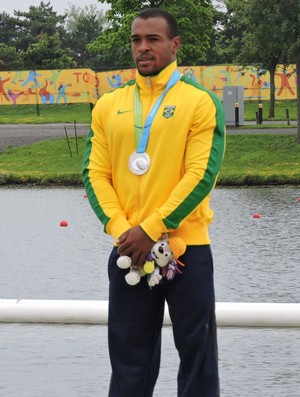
[82,128,111,231]
[162,77,226,230]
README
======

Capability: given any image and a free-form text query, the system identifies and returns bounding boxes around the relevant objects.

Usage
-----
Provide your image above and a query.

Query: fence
[0,64,297,106]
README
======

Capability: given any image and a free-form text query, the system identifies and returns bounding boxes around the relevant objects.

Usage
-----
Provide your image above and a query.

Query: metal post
[258,103,263,124]
[74,120,79,155]
[235,102,239,128]
[285,108,290,125]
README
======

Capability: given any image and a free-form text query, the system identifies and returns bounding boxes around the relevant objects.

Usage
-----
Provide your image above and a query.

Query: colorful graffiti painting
[0,64,297,106]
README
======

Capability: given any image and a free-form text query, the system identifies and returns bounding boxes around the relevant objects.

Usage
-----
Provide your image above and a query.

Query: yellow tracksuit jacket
[83,61,225,245]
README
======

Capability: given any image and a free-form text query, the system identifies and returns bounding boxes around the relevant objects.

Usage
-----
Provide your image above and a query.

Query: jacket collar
[136,60,178,96]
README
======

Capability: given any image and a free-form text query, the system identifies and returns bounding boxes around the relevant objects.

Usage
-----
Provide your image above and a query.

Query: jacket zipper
[135,76,152,220]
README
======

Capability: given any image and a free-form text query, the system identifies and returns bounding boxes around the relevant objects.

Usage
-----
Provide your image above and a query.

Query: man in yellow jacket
[83,8,225,397]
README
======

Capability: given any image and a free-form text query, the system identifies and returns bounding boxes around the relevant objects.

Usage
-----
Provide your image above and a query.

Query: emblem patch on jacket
[162,106,176,119]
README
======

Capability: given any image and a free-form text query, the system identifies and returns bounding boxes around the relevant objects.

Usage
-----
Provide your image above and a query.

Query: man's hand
[117,226,154,268]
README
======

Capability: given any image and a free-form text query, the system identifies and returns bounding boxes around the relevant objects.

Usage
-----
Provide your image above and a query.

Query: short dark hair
[135,8,179,39]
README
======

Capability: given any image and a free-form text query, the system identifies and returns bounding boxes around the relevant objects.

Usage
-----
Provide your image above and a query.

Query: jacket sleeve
[82,100,132,240]
[139,91,226,241]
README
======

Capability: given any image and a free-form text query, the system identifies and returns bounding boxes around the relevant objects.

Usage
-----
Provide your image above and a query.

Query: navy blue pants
[107,245,219,397]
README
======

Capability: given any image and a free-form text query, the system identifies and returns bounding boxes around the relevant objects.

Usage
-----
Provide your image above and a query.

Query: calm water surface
[0,186,299,396]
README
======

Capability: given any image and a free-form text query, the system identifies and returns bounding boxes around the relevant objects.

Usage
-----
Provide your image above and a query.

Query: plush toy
[150,238,186,283]
[116,253,154,286]
[117,237,186,287]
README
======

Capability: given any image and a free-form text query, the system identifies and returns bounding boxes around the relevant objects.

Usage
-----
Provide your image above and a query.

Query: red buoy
[60,220,68,227]
[252,213,261,219]
[84,194,88,198]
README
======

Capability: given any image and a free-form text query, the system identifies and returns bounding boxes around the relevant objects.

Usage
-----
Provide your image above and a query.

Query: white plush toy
[116,253,154,286]
[117,237,186,287]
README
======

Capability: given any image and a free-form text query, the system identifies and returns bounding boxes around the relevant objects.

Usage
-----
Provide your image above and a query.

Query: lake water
[0,186,299,396]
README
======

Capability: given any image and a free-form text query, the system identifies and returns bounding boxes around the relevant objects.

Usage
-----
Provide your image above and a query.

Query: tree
[276,0,300,142]
[65,4,107,67]
[0,12,18,46]
[14,1,66,62]
[205,2,236,65]
[23,32,76,69]
[0,12,24,70]
[88,0,214,70]
[221,0,299,122]
[0,44,23,71]
[207,0,243,65]
[13,1,67,52]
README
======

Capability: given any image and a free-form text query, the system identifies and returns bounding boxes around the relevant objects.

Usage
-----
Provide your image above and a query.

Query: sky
[3,1,222,16]
[2,0,109,16]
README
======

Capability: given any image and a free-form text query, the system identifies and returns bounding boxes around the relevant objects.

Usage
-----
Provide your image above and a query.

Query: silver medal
[129,152,150,175]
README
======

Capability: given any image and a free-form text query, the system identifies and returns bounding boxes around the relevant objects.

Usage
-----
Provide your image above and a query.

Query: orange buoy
[60,220,68,227]
[252,213,261,219]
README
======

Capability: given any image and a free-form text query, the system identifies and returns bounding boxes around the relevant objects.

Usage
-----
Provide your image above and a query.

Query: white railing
[0,300,299,328]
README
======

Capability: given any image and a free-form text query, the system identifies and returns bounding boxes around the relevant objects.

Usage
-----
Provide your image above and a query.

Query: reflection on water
[0,186,299,396]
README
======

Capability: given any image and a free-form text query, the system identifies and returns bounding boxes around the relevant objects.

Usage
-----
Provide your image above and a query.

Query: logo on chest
[162,105,176,119]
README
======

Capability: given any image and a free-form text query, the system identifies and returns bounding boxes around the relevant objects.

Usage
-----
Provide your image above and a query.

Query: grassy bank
[0,135,299,186]
[0,100,297,124]
[0,103,93,125]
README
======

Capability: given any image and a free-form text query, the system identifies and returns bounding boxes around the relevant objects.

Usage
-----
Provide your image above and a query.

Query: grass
[0,100,298,186]
[219,135,300,185]
[0,103,93,124]
[0,100,297,124]
[0,135,299,186]
[243,100,297,121]
[0,137,86,185]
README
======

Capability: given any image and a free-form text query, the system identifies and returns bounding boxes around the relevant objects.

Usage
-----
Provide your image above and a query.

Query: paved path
[0,123,297,152]
[0,124,90,152]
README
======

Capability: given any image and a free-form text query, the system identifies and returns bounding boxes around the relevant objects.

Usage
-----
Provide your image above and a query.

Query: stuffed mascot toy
[117,237,186,287]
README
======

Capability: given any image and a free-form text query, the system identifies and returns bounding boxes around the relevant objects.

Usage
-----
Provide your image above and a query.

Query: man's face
[131,17,181,76]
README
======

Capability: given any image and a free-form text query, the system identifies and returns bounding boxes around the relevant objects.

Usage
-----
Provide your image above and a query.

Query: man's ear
[172,36,181,54]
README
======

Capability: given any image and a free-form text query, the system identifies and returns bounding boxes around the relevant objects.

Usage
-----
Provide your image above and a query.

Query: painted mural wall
[0,65,297,106]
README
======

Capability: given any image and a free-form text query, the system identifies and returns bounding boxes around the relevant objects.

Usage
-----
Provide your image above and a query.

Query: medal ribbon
[134,70,181,153]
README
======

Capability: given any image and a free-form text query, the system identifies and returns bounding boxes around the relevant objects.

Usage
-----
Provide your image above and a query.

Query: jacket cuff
[140,213,170,242]
[106,214,132,241]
